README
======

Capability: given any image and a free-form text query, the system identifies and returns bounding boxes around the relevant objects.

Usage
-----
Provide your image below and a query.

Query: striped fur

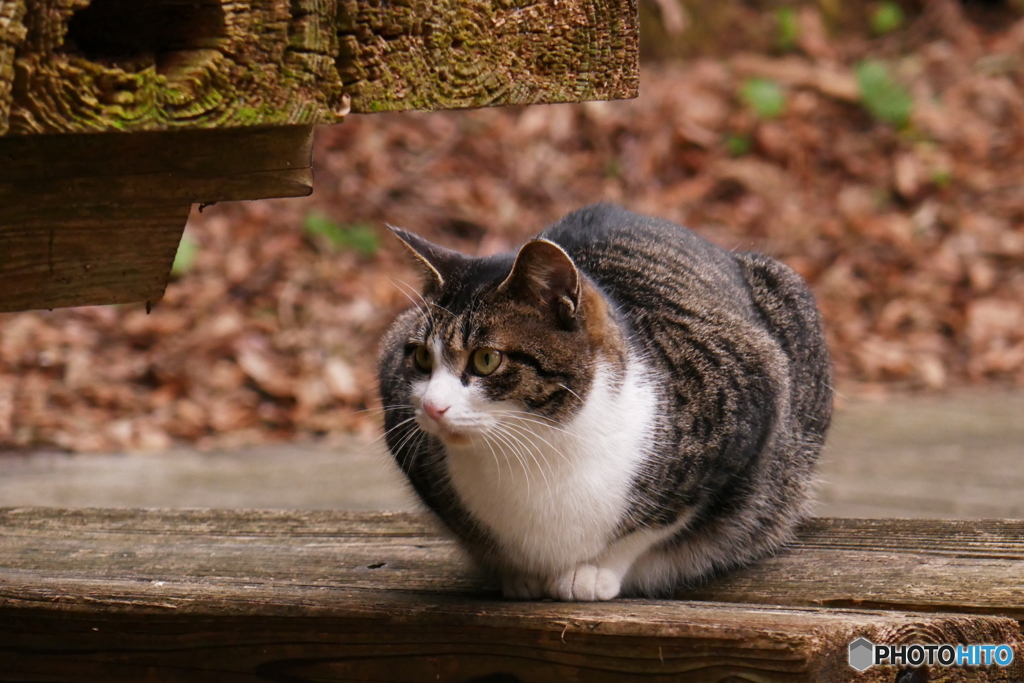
[378,203,833,600]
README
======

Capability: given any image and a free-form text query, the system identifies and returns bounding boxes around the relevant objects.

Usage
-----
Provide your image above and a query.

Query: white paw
[547,564,621,601]
[502,573,546,600]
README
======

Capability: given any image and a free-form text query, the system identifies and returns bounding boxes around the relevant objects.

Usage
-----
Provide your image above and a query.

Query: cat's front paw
[548,565,621,601]
[502,573,546,600]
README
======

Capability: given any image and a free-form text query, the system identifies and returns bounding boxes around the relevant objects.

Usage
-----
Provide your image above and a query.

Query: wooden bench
[1,509,1021,681]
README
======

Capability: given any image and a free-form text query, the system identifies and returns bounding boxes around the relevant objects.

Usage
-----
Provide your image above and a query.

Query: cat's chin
[438,428,472,446]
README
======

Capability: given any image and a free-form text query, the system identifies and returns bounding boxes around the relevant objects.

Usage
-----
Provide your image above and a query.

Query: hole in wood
[63,0,225,63]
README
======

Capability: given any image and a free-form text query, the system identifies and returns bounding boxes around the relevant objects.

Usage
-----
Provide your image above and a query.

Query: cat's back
[539,203,755,321]
[541,202,832,446]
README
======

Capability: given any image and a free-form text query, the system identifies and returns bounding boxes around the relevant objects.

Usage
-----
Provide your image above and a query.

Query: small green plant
[775,7,800,51]
[856,60,912,127]
[931,168,953,188]
[171,234,199,276]
[870,2,903,35]
[725,133,751,156]
[304,212,379,255]
[741,78,787,119]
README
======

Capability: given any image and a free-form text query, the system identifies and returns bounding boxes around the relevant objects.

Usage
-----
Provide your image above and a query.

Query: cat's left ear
[387,225,464,293]
[499,239,581,321]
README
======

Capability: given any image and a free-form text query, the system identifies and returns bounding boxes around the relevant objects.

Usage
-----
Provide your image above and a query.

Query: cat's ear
[499,239,581,320]
[387,225,464,293]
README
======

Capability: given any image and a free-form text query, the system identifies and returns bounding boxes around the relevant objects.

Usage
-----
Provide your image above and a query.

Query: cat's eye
[412,345,433,372]
[471,348,502,376]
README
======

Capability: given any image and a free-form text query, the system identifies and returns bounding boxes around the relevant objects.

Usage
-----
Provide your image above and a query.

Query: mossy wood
[0,509,1021,682]
[1,0,636,134]
[0,0,638,313]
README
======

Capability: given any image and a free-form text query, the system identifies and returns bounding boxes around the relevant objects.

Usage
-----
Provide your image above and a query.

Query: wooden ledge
[0,125,315,312]
[0,0,639,136]
[0,509,1021,682]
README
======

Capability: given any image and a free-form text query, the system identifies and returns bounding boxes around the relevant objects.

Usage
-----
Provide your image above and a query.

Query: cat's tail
[733,252,833,450]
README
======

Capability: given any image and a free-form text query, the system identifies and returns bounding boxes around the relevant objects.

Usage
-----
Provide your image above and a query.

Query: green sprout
[871,2,904,35]
[856,60,912,127]
[725,133,751,156]
[931,168,953,188]
[171,234,199,276]
[304,212,379,255]
[776,7,800,51]
[741,78,787,120]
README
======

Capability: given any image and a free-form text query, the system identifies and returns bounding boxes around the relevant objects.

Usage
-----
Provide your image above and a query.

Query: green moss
[235,107,263,125]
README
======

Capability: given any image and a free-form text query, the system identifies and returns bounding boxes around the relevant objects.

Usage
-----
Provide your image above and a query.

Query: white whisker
[488,427,532,498]
[493,423,553,499]
[501,419,572,469]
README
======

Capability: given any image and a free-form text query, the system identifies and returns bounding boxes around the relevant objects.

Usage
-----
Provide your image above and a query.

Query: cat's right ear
[387,226,464,293]
[498,239,582,325]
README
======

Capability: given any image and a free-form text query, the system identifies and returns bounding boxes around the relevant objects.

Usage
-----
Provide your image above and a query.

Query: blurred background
[1,0,1022,516]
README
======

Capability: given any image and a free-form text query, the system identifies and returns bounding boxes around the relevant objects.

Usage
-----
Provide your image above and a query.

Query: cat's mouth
[416,414,473,446]
[438,426,471,446]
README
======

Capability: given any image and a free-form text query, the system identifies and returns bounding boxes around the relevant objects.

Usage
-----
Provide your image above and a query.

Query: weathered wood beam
[0,0,638,136]
[0,125,313,311]
[0,510,1020,682]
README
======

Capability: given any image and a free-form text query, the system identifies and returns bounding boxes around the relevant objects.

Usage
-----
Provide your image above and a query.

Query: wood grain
[1,0,638,136]
[0,205,190,312]
[337,0,639,114]
[0,509,1020,682]
[679,517,1024,619]
[0,0,26,135]
[0,125,313,312]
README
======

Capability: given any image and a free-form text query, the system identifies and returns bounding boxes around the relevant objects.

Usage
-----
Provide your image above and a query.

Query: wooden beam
[0,125,313,312]
[0,0,638,136]
[0,509,1020,682]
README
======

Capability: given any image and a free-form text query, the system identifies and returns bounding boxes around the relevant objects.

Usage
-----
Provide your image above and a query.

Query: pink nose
[423,402,449,422]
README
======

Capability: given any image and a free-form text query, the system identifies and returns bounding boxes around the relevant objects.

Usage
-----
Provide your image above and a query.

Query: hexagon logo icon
[849,637,875,672]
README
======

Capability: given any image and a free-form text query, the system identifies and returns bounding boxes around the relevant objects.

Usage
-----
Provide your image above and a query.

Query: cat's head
[379,228,624,447]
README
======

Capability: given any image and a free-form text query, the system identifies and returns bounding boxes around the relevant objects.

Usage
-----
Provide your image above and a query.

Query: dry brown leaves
[2,2,1023,451]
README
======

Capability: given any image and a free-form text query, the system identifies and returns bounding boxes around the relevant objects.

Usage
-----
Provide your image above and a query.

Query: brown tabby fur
[378,203,833,597]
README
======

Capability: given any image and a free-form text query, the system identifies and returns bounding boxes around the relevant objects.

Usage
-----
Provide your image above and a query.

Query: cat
[377,203,832,601]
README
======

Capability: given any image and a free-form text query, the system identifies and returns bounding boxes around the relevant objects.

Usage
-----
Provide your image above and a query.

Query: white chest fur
[444,358,660,575]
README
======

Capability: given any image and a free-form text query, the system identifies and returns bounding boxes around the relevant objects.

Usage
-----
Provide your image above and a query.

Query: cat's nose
[423,402,450,422]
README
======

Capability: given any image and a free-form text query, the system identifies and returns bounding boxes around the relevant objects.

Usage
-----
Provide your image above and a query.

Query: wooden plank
[0,206,189,312]
[1,598,1018,682]
[0,509,1021,682]
[1,510,1020,618]
[679,517,1024,617]
[0,125,316,183]
[0,0,638,136]
[0,125,313,312]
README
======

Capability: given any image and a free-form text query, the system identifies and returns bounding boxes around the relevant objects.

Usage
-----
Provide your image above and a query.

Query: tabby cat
[378,203,832,600]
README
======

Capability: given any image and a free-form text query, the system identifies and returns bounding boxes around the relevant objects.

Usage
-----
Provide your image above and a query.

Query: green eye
[413,345,433,372]
[471,348,502,376]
